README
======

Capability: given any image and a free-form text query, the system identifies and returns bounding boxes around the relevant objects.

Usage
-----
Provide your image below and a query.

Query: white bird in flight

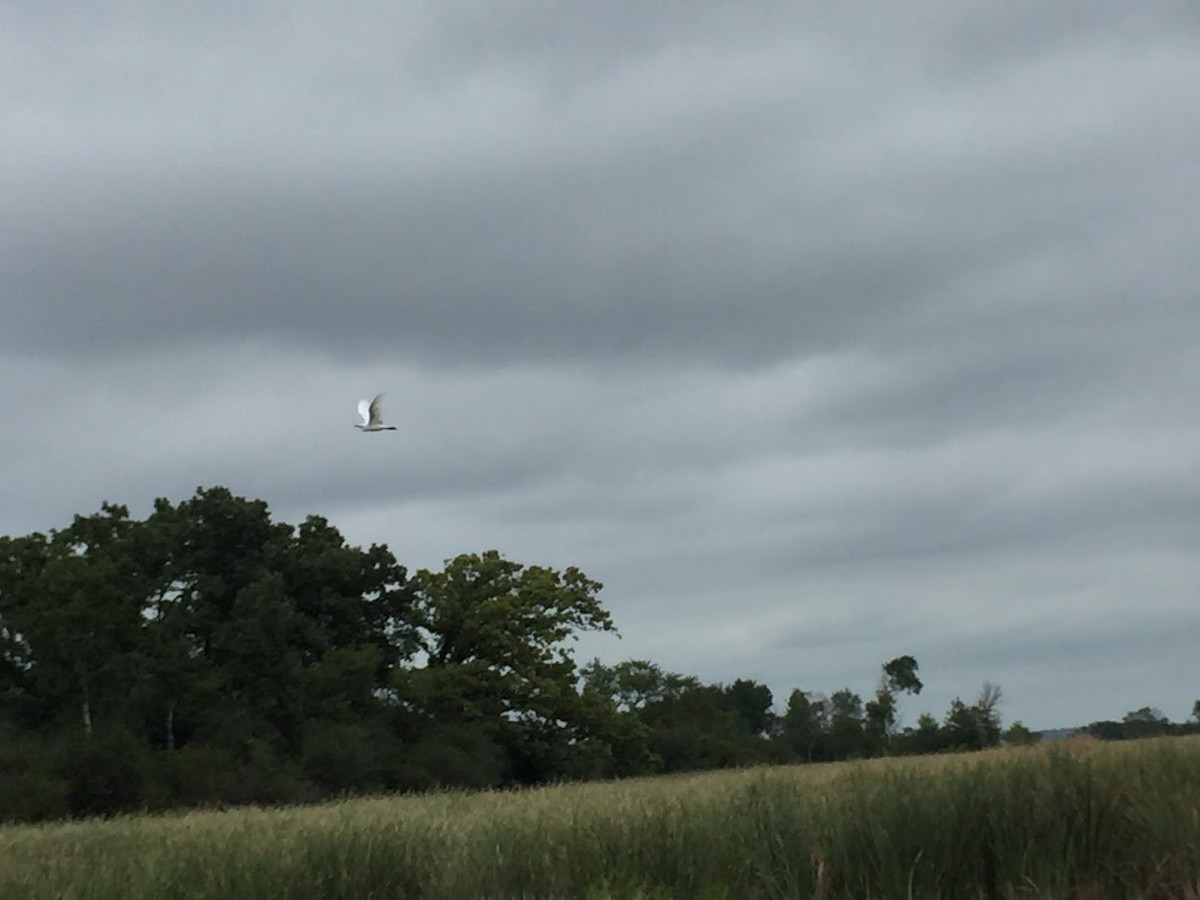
[355,394,398,432]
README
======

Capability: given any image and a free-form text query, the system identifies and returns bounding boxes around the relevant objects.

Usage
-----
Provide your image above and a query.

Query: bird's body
[355,394,397,431]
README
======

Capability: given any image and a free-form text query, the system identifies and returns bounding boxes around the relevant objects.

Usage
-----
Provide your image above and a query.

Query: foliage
[881,654,923,695]
[1003,720,1038,746]
[781,689,824,762]
[1084,704,1200,742]
[0,489,619,815]
[400,550,617,783]
[0,487,1193,825]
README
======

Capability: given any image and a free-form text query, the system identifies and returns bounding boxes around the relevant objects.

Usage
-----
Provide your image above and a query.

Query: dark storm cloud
[5,1,1198,369]
[2,1,1199,730]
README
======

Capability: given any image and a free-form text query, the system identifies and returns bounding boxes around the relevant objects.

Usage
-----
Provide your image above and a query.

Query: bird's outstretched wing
[357,399,372,426]
[367,394,386,427]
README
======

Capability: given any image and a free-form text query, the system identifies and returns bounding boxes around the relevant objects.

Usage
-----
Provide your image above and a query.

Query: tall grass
[2,736,1198,899]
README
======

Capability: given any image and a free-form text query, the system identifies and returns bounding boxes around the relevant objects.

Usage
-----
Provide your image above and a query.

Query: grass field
[2,735,1198,899]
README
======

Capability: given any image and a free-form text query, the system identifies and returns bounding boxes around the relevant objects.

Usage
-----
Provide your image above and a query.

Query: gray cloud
[3,1,1198,730]
[8,1,1198,367]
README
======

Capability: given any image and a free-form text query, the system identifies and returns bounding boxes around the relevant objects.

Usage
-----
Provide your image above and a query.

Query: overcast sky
[3,2,1198,730]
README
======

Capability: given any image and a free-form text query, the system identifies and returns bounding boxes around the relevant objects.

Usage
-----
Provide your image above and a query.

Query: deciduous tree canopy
[1,487,1194,824]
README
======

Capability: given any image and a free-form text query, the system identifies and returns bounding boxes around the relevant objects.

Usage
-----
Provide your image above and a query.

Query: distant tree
[1085,720,1125,741]
[1121,706,1170,740]
[578,659,708,777]
[943,698,977,749]
[722,679,775,736]
[782,689,824,762]
[1192,699,1200,724]
[864,689,897,755]
[975,682,1003,746]
[865,655,922,755]
[1124,706,1168,724]
[1003,721,1038,746]
[401,551,616,782]
[882,655,923,695]
[943,683,1003,751]
[580,659,698,712]
[904,712,946,755]
[570,685,658,778]
[583,669,777,774]
[640,684,748,772]
[827,688,865,759]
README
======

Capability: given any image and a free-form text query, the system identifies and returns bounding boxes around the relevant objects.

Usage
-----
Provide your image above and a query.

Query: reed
[2,736,1197,899]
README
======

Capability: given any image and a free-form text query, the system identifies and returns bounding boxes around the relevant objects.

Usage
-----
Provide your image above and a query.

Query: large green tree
[139,488,415,757]
[399,550,617,782]
[0,504,149,737]
[0,487,420,813]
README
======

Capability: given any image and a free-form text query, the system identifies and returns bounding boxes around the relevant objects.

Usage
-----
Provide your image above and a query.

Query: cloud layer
[3,1,1198,728]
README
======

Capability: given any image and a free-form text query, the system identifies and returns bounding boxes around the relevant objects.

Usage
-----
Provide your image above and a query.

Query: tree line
[1,487,1195,823]
[1082,705,1200,742]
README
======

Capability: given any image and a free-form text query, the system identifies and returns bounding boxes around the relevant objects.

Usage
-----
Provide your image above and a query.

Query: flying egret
[355,394,398,432]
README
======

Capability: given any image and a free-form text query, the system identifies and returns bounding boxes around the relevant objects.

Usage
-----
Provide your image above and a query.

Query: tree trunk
[166,698,176,751]
[81,676,93,737]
